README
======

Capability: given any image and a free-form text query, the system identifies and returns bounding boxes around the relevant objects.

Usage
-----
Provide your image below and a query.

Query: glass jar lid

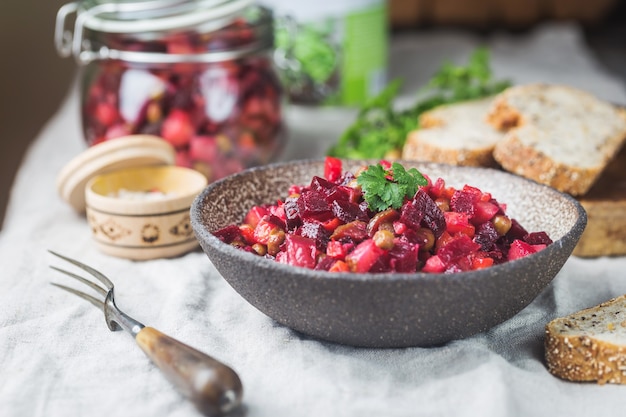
[55,0,272,64]
[78,0,252,33]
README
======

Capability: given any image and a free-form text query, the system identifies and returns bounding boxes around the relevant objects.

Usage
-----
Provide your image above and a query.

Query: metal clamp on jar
[55,0,287,182]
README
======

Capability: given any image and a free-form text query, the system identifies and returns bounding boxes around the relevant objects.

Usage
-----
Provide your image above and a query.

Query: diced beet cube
[324,186,351,203]
[393,221,407,235]
[314,256,336,271]
[368,254,392,273]
[345,239,386,272]
[239,224,255,244]
[523,231,553,246]
[326,240,354,260]
[413,189,446,238]
[283,197,301,231]
[508,239,539,261]
[450,189,477,216]
[422,255,446,273]
[324,156,343,183]
[253,215,283,245]
[331,199,369,223]
[310,176,336,196]
[244,206,269,228]
[473,221,500,251]
[275,251,288,264]
[428,177,446,199]
[266,214,285,228]
[399,200,424,230]
[472,257,494,270]
[462,185,483,198]
[437,235,481,271]
[444,212,475,237]
[506,219,528,241]
[299,220,331,251]
[389,239,418,272]
[284,235,318,269]
[335,185,361,203]
[161,109,194,147]
[472,201,500,224]
[296,190,333,221]
[213,225,241,243]
[327,240,345,258]
[487,248,505,264]
[269,202,285,221]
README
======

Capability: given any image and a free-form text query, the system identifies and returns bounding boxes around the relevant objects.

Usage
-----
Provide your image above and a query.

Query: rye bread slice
[402,98,504,167]
[545,294,626,384]
[487,84,626,196]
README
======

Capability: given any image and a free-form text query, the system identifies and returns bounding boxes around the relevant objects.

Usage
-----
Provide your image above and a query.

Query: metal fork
[48,250,243,416]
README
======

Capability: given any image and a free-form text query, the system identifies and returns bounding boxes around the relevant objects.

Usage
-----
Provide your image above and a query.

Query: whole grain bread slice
[487,84,626,196]
[402,98,504,167]
[545,294,626,384]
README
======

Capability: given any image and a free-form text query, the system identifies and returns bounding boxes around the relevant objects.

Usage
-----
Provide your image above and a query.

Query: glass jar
[55,0,286,182]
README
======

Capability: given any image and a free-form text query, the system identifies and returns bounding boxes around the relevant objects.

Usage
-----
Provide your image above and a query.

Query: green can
[265,0,388,106]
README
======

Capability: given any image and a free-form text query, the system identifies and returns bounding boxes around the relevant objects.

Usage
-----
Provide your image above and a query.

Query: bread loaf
[402,98,503,167]
[545,294,626,384]
[573,143,626,257]
[487,84,626,196]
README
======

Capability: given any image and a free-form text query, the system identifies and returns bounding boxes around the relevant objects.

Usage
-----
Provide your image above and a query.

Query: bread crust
[492,132,599,196]
[545,295,626,384]
[403,130,497,167]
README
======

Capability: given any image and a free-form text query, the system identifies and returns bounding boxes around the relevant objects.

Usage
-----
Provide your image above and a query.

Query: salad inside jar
[213,158,553,273]
[81,6,285,182]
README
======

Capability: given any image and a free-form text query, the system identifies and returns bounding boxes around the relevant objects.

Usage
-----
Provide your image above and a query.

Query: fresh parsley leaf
[391,162,428,199]
[357,162,428,211]
[327,47,510,159]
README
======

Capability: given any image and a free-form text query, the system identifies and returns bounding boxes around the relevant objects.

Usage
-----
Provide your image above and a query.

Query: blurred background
[1,0,625,230]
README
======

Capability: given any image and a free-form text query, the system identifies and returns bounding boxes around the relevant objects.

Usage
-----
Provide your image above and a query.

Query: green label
[341,3,388,106]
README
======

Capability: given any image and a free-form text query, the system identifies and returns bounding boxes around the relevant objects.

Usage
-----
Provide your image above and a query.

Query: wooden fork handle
[135,326,243,416]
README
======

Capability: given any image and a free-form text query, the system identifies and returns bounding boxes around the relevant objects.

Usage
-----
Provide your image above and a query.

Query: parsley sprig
[357,162,428,211]
[327,47,510,159]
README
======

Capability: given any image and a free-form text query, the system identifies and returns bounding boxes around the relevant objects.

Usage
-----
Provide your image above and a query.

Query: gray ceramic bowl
[190,159,587,348]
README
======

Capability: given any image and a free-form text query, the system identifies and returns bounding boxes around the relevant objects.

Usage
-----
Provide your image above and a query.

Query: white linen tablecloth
[2,23,626,417]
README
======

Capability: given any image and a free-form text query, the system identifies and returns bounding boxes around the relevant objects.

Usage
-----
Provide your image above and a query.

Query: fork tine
[48,250,114,290]
[51,283,104,311]
[49,266,108,297]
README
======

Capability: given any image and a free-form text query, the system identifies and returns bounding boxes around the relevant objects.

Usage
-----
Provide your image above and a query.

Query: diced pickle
[373,230,395,250]
[367,209,400,236]
[415,228,435,252]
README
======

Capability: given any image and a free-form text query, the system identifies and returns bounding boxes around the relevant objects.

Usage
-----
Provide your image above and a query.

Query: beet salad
[214,158,553,273]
